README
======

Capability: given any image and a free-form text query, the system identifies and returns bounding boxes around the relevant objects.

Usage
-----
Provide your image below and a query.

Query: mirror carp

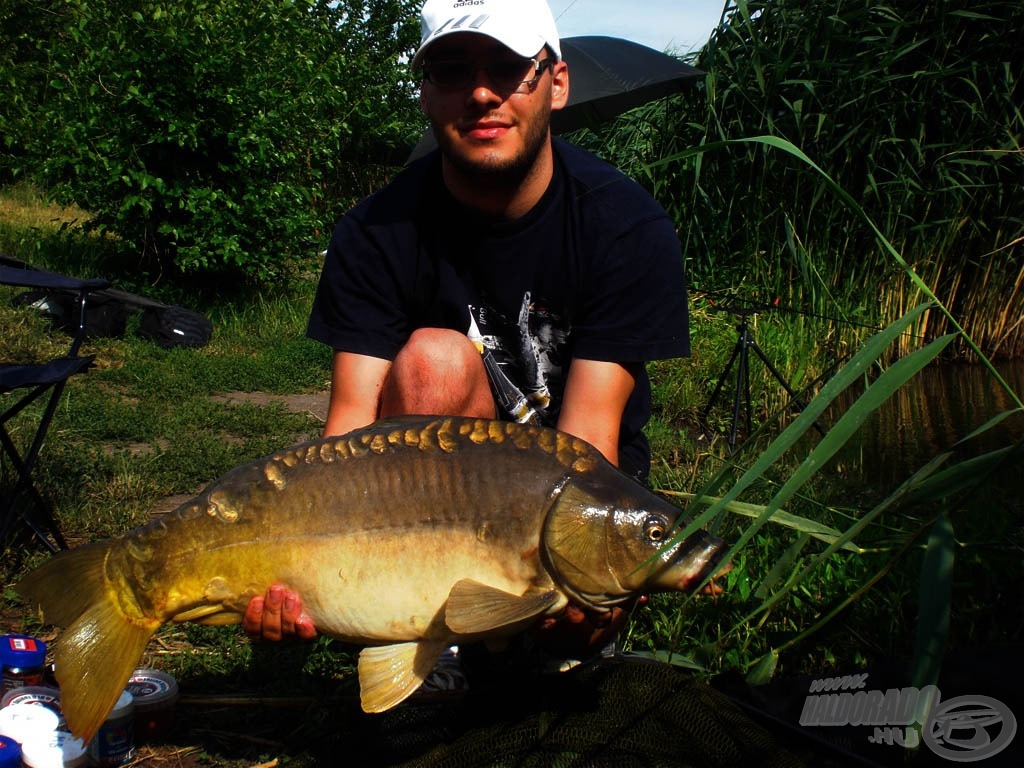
[16,416,726,742]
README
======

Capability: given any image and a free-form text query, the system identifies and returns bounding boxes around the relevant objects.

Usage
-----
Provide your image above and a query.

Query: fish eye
[644,516,668,542]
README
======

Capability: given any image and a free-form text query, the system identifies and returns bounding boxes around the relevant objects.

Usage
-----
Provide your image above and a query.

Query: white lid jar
[86,690,134,766]
[20,730,87,768]
[0,702,58,745]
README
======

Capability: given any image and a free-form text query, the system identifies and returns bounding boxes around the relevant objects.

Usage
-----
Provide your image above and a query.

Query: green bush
[4,0,422,281]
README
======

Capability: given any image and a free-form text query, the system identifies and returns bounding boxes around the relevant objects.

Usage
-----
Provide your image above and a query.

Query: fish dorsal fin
[445,579,562,635]
[357,640,447,713]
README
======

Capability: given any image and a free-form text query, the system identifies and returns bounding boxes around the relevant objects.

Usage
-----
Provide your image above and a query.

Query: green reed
[579,0,1023,360]
[627,129,1023,692]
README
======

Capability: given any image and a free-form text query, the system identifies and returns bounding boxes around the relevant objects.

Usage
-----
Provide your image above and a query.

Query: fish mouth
[676,531,731,596]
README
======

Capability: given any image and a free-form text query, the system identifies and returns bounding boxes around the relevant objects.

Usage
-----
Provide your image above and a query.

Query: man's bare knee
[402,328,479,371]
[381,329,494,417]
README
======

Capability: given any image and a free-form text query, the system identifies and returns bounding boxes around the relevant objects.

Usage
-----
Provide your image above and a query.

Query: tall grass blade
[734,447,954,634]
[754,332,957,516]
[675,302,936,547]
[954,408,1024,444]
[730,424,1000,660]
[745,649,779,686]
[650,135,1023,407]
[910,512,955,722]
[754,533,811,601]
[661,491,861,552]
[705,335,953,643]
[657,307,947,638]
[902,445,1019,505]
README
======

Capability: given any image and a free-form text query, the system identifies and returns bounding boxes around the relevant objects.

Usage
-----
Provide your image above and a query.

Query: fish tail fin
[16,541,159,743]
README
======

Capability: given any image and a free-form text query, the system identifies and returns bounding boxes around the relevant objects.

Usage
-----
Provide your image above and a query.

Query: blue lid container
[0,735,22,768]
[0,635,47,669]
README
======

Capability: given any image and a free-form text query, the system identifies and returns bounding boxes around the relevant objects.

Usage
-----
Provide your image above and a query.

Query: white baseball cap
[412,0,562,71]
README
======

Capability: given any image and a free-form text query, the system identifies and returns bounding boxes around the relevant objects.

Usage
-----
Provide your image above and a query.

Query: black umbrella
[406,35,703,163]
[552,35,704,132]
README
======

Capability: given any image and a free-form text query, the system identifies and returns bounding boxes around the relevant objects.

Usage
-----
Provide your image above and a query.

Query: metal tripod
[701,306,825,450]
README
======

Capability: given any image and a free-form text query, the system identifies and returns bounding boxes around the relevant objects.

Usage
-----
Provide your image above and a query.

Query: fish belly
[296,527,551,643]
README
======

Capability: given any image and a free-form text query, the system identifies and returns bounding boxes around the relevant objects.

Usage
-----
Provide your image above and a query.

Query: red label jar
[0,635,47,692]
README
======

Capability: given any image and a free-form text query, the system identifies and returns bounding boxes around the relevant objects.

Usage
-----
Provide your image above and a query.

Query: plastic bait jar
[86,690,134,767]
[0,735,21,768]
[0,702,59,744]
[0,685,64,727]
[20,731,87,768]
[0,635,47,692]
[125,669,178,740]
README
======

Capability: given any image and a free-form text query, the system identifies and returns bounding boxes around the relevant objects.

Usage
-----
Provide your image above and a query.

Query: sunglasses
[422,55,555,93]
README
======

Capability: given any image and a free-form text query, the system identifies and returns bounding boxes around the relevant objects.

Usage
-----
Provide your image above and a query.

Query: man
[243,0,690,656]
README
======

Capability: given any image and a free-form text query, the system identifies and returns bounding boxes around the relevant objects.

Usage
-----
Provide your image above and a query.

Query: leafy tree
[8,0,422,281]
[0,0,69,181]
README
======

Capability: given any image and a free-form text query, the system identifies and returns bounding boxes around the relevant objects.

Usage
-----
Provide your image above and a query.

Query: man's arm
[323,350,392,437]
[556,358,640,467]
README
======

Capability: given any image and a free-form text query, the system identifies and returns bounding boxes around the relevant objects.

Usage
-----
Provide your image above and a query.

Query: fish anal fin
[445,579,562,635]
[196,611,244,626]
[171,605,244,625]
[358,640,447,713]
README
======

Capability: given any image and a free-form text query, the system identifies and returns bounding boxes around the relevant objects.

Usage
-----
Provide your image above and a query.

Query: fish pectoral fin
[445,579,560,635]
[358,640,447,713]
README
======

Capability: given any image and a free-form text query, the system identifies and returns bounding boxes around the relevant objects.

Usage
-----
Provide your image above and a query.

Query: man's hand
[242,584,318,642]
[531,599,644,658]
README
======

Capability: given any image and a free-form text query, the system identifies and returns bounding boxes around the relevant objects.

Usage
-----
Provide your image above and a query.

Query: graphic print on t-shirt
[466,292,568,425]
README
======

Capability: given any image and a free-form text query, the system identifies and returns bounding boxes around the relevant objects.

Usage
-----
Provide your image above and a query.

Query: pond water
[821,360,1024,502]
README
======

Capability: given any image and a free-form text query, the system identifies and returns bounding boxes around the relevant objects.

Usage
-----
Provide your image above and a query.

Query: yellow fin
[172,605,244,625]
[16,542,159,743]
[445,579,560,635]
[15,542,108,626]
[358,641,447,713]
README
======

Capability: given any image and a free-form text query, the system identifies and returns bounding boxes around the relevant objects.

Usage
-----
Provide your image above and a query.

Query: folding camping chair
[1,261,110,552]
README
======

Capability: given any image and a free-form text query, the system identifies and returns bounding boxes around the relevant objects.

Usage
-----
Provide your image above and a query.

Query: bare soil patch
[209,391,329,424]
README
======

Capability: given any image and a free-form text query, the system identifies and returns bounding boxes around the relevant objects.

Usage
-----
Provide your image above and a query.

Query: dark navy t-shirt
[308,138,690,479]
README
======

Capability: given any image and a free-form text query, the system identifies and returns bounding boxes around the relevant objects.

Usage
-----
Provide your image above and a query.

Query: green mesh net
[356,657,811,768]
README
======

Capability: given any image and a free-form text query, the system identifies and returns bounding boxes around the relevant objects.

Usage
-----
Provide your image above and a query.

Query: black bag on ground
[3,253,214,349]
[12,289,128,339]
[136,305,213,349]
